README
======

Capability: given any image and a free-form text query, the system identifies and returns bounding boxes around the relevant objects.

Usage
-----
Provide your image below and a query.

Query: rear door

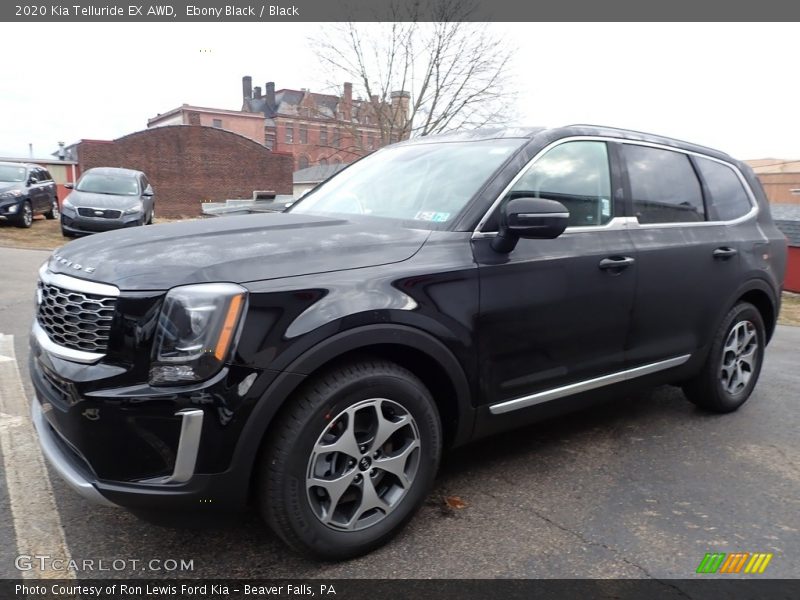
[474,139,638,413]
[620,143,751,366]
[27,167,45,211]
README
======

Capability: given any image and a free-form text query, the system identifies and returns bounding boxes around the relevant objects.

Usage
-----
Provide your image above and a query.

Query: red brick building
[68,126,293,217]
[241,76,410,170]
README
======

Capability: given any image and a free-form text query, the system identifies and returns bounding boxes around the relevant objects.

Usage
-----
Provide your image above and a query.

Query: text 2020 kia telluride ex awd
[30,126,787,559]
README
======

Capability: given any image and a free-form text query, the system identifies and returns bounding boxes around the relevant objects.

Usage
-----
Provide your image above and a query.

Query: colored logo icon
[696,552,773,574]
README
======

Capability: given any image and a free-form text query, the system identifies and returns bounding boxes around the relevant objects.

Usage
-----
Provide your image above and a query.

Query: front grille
[37,280,117,354]
[77,207,122,219]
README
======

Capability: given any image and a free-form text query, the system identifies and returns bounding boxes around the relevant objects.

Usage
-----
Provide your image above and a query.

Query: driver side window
[506,141,613,228]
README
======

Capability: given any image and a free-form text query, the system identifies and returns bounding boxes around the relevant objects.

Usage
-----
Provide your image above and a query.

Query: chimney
[254,86,262,99]
[266,81,276,111]
[390,90,411,126]
[342,82,353,121]
[242,75,253,100]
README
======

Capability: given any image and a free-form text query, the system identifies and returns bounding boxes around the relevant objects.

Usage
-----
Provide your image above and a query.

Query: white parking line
[0,334,75,579]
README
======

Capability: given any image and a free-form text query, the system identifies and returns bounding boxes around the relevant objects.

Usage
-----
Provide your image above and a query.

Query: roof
[770,203,800,221]
[775,220,800,246]
[746,159,800,174]
[396,125,736,162]
[148,104,264,125]
[84,166,143,177]
[293,164,347,184]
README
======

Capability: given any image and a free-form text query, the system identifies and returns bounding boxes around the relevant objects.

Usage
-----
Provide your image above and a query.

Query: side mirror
[143,186,154,197]
[64,182,74,189]
[491,197,569,253]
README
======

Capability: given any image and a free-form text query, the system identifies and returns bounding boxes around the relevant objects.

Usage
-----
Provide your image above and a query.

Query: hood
[67,190,140,208]
[0,182,21,194]
[48,212,430,290]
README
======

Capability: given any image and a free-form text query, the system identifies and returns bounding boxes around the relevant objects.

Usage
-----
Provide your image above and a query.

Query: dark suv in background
[29,125,787,560]
[61,167,155,237]
[0,161,59,227]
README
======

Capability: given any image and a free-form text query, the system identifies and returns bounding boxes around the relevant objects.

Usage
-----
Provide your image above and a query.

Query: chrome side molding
[489,354,691,415]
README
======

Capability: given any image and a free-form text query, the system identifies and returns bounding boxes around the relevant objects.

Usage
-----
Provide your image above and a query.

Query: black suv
[0,162,59,227]
[29,126,787,559]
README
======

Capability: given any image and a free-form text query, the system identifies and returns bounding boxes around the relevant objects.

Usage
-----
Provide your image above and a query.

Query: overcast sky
[1,22,798,160]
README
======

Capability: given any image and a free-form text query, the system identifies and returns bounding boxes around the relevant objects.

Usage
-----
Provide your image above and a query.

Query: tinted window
[694,157,752,221]
[623,145,705,224]
[39,168,52,182]
[27,169,41,184]
[507,141,612,227]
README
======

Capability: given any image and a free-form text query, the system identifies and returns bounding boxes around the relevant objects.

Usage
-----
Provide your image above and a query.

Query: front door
[474,140,637,412]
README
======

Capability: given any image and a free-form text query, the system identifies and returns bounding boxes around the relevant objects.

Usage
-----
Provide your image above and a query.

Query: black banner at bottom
[2,579,799,600]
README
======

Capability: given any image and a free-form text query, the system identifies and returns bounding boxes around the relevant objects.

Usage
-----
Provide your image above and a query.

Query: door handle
[598,256,635,270]
[712,247,738,259]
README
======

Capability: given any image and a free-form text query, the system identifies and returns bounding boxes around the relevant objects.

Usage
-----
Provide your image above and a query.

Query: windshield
[0,165,26,183]
[76,172,140,196]
[289,139,523,225]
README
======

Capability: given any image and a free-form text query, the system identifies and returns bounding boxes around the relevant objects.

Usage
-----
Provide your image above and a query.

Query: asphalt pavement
[0,245,798,580]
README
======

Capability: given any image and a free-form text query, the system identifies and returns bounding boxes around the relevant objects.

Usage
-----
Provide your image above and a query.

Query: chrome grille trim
[35,267,120,362]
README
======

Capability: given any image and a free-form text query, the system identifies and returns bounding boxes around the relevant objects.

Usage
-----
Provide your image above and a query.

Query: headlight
[123,202,143,215]
[62,197,74,209]
[149,283,247,385]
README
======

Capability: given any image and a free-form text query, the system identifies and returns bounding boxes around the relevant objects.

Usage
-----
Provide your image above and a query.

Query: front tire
[258,359,442,560]
[683,302,765,413]
[14,201,33,228]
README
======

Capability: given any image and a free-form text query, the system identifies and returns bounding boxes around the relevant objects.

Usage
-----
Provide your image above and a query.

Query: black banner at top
[3,0,800,21]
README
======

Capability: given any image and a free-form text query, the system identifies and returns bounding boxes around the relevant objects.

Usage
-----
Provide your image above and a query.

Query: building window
[212,119,223,128]
[791,189,800,196]
[265,132,276,150]
[333,158,342,166]
[333,128,341,148]
[320,126,328,146]
[368,133,375,150]
[299,124,308,144]
[298,156,309,170]
[319,158,328,166]
[285,124,294,144]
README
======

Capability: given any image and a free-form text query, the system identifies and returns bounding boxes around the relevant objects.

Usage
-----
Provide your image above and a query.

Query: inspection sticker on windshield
[414,211,451,222]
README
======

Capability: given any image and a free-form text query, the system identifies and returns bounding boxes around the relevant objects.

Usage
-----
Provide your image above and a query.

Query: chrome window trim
[489,354,691,415]
[39,265,120,298]
[472,135,759,239]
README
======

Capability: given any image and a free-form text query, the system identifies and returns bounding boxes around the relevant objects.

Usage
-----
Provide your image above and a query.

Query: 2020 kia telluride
[30,125,787,559]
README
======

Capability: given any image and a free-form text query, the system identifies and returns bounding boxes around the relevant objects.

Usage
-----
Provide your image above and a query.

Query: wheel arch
[230,324,476,498]
[729,279,778,343]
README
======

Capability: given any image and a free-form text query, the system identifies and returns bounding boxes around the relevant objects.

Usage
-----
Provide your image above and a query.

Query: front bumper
[31,396,117,507]
[60,211,142,233]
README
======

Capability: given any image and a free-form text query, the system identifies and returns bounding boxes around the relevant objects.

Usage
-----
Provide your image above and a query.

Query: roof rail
[562,124,730,157]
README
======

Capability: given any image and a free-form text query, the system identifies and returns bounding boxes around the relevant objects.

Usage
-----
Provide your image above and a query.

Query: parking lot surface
[0,246,798,579]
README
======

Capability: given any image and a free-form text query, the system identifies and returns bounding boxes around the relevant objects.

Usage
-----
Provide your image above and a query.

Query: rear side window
[40,169,52,181]
[694,157,752,221]
[507,141,613,227]
[623,144,705,224]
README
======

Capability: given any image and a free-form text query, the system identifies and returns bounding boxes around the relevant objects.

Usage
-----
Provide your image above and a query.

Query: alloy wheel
[719,320,758,395]
[306,398,421,531]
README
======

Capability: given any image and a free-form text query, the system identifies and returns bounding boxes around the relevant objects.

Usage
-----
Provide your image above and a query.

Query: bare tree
[310,4,516,148]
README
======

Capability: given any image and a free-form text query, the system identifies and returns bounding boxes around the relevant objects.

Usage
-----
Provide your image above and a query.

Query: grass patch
[0,216,64,250]
[780,292,800,327]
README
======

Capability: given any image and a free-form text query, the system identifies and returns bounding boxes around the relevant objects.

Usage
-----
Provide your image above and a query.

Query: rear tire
[682,302,765,413]
[258,359,442,560]
[44,196,59,220]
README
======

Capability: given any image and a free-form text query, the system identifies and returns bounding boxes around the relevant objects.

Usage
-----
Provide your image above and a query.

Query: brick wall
[76,126,293,217]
